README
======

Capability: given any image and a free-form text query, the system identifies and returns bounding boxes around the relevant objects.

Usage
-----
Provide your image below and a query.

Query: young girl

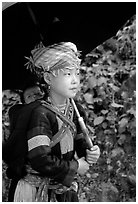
[7,42,100,201]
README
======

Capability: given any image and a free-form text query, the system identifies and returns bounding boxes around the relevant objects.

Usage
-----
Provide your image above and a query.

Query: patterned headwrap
[25,42,81,78]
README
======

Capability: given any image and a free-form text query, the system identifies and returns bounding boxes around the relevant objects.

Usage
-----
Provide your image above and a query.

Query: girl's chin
[69,93,76,98]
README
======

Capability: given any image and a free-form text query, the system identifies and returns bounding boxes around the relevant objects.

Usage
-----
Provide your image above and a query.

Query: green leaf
[97,77,108,86]
[111,147,125,158]
[88,76,97,88]
[106,115,115,121]
[118,134,126,145]
[91,173,99,178]
[94,116,104,126]
[118,126,126,134]
[101,110,109,115]
[94,97,103,103]
[83,93,94,104]
[102,122,108,129]
[119,118,128,128]
[107,165,113,172]
[108,83,120,92]
[4,122,10,127]
[111,102,124,108]
[127,107,136,117]
[128,174,136,185]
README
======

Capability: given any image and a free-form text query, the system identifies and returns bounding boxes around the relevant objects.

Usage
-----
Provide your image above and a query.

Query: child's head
[23,85,44,104]
[21,78,45,104]
[26,42,81,101]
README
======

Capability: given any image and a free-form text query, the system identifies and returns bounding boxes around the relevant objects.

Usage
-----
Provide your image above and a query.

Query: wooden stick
[71,99,93,149]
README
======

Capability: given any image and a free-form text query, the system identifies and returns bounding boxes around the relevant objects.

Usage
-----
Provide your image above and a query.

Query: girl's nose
[72,74,80,84]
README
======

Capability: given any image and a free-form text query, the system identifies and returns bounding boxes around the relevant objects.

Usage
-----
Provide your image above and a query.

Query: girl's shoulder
[31,100,57,120]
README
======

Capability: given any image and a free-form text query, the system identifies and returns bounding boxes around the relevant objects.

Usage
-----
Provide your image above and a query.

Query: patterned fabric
[28,135,51,151]
[57,116,74,155]
[13,165,49,201]
[54,99,74,155]
[27,99,79,187]
[60,127,74,154]
[14,173,49,201]
[14,179,37,202]
[13,166,78,202]
[25,42,81,78]
[6,99,88,201]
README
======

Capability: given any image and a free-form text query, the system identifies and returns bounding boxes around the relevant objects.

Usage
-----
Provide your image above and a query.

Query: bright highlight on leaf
[111,102,124,108]
[94,116,104,126]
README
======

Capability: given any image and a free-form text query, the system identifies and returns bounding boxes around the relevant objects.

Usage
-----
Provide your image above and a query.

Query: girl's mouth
[70,87,77,90]
[70,88,78,93]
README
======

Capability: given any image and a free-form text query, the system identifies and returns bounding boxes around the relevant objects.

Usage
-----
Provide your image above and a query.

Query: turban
[25,42,81,78]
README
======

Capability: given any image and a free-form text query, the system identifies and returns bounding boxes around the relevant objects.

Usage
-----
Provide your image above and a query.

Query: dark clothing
[3,101,41,179]
[4,99,88,201]
[27,100,87,187]
[56,190,79,202]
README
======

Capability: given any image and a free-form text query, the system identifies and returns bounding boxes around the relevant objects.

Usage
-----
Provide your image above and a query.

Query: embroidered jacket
[27,99,88,187]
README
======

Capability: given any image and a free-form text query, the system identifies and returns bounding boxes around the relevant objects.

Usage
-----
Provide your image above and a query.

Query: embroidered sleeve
[27,105,78,187]
[28,135,51,151]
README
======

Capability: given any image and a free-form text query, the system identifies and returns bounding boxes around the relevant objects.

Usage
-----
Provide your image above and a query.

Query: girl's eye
[64,72,71,76]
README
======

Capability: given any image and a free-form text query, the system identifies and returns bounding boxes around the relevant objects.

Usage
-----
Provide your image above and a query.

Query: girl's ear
[43,72,51,85]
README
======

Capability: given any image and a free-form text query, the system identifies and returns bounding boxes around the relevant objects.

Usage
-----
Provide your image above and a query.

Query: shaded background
[2,2,136,90]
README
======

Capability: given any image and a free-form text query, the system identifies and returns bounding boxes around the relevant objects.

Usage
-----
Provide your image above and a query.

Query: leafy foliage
[2,90,22,201]
[2,15,136,202]
[76,15,136,202]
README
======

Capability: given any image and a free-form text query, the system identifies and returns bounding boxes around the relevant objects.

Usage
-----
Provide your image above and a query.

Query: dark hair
[20,74,40,103]
[21,84,39,104]
[21,81,49,104]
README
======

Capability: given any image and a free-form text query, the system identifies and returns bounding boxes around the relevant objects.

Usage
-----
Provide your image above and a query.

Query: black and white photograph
[2,1,136,202]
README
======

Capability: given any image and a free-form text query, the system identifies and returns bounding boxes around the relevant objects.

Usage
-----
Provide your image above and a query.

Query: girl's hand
[77,157,89,175]
[86,145,100,164]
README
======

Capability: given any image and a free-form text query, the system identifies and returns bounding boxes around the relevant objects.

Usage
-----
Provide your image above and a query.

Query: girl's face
[48,67,80,104]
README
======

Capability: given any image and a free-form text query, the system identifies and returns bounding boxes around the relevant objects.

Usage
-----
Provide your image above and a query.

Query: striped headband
[25,42,81,78]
